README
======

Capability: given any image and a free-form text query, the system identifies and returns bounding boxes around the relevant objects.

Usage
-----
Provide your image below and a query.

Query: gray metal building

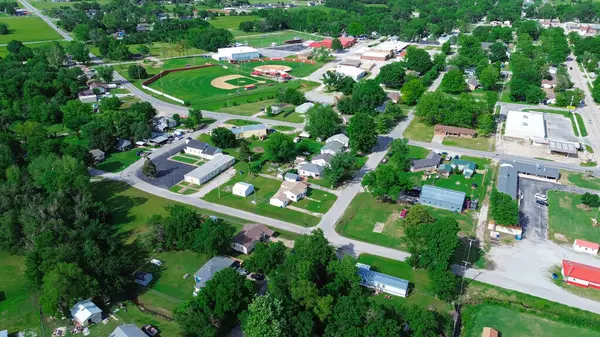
[497,161,560,199]
[418,185,466,212]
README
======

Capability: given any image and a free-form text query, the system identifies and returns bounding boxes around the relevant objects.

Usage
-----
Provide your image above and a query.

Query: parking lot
[545,113,579,143]
[136,143,197,189]
[518,178,592,241]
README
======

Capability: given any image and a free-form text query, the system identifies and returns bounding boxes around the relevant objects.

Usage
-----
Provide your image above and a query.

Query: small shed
[110,324,148,337]
[90,149,105,163]
[232,182,254,197]
[573,239,600,255]
[284,172,299,182]
[71,300,102,327]
[295,102,315,114]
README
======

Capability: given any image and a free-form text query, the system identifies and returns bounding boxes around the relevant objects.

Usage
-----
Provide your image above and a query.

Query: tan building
[481,327,499,337]
[230,124,268,139]
[360,50,392,61]
[434,125,477,138]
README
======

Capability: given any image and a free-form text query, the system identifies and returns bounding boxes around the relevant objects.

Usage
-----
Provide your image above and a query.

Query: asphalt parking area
[136,143,197,189]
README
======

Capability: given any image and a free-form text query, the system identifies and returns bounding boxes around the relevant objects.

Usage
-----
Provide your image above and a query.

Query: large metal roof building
[497,161,560,199]
[418,185,466,212]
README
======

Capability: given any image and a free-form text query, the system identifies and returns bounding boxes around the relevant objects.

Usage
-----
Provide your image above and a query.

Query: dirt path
[211,75,246,90]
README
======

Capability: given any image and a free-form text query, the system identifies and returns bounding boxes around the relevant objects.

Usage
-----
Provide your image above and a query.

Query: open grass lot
[234,30,325,48]
[296,188,338,213]
[460,156,491,168]
[0,40,69,58]
[0,16,63,44]
[464,304,599,337]
[224,119,260,126]
[262,110,305,123]
[0,252,41,336]
[90,42,205,62]
[273,125,296,131]
[442,136,495,152]
[564,171,600,190]
[423,172,485,200]
[357,254,452,312]
[547,190,600,243]
[203,174,324,226]
[31,0,113,10]
[95,148,145,173]
[575,113,588,136]
[218,99,275,116]
[403,118,434,142]
[208,15,261,36]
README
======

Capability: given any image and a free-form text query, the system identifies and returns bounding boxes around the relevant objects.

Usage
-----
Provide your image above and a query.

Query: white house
[212,46,260,61]
[110,324,148,337]
[333,66,367,82]
[573,239,600,255]
[184,139,222,160]
[311,153,334,168]
[295,102,315,113]
[325,133,349,147]
[298,163,324,178]
[183,154,235,185]
[71,300,102,327]
[231,224,275,254]
[320,140,345,155]
[270,192,290,208]
[356,263,409,297]
[232,182,254,197]
[283,181,307,201]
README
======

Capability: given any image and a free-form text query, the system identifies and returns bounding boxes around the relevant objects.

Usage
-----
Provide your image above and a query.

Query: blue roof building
[356,263,409,297]
[418,185,466,212]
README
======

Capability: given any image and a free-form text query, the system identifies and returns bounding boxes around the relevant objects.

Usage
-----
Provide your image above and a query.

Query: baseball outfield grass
[0,16,63,44]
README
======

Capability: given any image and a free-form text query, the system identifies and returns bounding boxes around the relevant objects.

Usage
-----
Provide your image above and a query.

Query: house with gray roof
[325,133,349,147]
[320,141,345,156]
[311,153,334,167]
[184,138,222,160]
[497,161,560,199]
[110,324,147,337]
[115,138,132,152]
[298,162,324,178]
[194,256,235,290]
[410,151,441,172]
[356,263,409,297]
[418,185,466,212]
[230,124,267,139]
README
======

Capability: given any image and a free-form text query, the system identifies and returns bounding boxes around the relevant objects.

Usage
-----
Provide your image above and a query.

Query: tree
[40,263,99,316]
[142,158,158,178]
[440,69,466,94]
[137,44,150,56]
[72,23,90,42]
[45,41,66,67]
[582,192,600,208]
[405,216,460,269]
[245,242,287,274]
[82,120,115,152]
[305,104,341,139]
[428,265,459,301]
[97,65,114,84]
[347,113,377,153]
[331,38,343,51]
[100,96,122,111]
[442,41,452,55]
[479,64,500,90]
[490,190,519,225]
[211,127,236,148]
[324,152,357,187]
[61,100,91,138]
[477,113,495,136]
[405,46,433,74]
[128,64,148,79]
[593,84,600,103]
[351,80,386,115]
[556,89,584,107]
[265,132,295,163]
[238,139,253,164]
[184,108,204,129]
[67,41,90,63]
[488,42,508,62]
[403,204,434,229]
[0,23,8,35]
[278,88,306,105]
[362,165,412,199]
[337,76,356,95]
[322,71,343,91]
[377,62,406,89]
[347,22,365,37]
[193,218,235,256]
[242,294,287,337]
[401,78,426,105]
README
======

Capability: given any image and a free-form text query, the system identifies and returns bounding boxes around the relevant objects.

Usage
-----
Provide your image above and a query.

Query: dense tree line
[524,0,600,23]
[490,190,519,225]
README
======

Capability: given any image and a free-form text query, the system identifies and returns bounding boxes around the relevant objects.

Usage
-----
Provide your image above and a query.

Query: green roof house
[450,159,476,178]
[439,163,452,177]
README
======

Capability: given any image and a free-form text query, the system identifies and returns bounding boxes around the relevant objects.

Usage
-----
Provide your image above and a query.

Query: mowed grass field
[0,40,69,57]
[547,190,600,243]
[234,30,325,48]
[30,0,113,10]
[467,304,599,337]
[0,16,63,44]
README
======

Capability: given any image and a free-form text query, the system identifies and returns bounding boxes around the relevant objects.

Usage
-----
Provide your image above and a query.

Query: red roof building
[562,259,600,289]
[573,239,600,255]
[309,37,356,49]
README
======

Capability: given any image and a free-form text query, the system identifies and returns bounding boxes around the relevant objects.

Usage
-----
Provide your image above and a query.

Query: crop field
[0,16,63,44]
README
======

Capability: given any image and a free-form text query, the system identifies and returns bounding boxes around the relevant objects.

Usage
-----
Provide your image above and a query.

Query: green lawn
[403,118,434,142]
[0,252,41,336]
[208,15,261,36]
[170,155,200,165]
[0,40,70,58]
[459,156,491,169]
[95,148,144,173]
[465,304,599,337]
[357,254,452,312]
[262,110,305,123]
[223,119,261,126]
[442,136,495,152]
[547,190,600,243]
[203,174,322,226]
[565,171,600,190]
[408,145,430,159]
[0,16,63,44]
[423,173,484,201]
[30,0,113,10]
[295,188,337,213]
[89,42,205,62]
[234,30,325,48]
[575,113,588,137]
[218,99,275,116]
[273,125,296,131]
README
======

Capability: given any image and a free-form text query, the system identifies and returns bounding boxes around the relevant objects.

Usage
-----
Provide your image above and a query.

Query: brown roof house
[231,224,275,254]
[434,125,477,138]
[481,327,499,337]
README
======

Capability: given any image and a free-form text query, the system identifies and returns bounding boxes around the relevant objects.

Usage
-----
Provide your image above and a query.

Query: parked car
[238,268,248,276]
[400,209,408,219]
[251,273,265,281]
[534,193,548,201]
[536,199,548,206]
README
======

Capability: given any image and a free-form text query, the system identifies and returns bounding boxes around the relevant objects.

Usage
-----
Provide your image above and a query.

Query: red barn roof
[574,239,600,250]
[562,259,600,283]
[308,37,356,49]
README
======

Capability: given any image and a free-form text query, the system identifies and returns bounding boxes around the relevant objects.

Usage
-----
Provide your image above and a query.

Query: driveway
[136,143,197,189]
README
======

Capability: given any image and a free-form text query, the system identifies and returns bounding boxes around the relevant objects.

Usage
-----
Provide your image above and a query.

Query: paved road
[567,54,600,152]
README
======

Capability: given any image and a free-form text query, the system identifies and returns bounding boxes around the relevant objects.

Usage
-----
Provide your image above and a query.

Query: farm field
[547,190,600,243]
[357,254,452,311]
[234,30,325,48]
[0,16,63,44]
[465,304,599,337]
